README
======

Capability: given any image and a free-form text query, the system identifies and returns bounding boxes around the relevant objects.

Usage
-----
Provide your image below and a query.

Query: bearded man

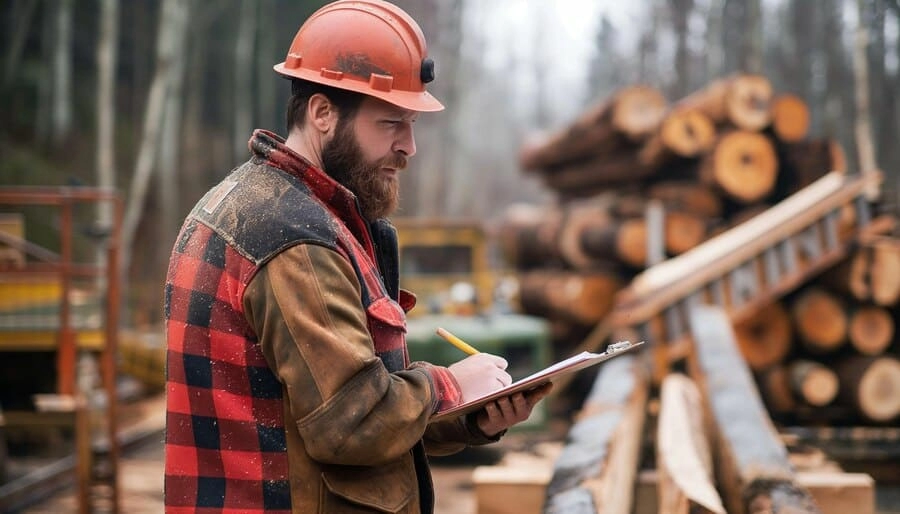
[162,2,549,513]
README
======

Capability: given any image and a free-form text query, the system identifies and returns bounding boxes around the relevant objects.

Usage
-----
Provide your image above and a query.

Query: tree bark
[688,306,823,514]
[519,85,667,171]
[95,0,119,229]
[517,270,622,327]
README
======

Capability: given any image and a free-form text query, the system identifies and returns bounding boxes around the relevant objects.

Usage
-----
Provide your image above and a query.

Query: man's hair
[286,79,366,132]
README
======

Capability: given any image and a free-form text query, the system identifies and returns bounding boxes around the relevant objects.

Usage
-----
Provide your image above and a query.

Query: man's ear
[308,93,338,134]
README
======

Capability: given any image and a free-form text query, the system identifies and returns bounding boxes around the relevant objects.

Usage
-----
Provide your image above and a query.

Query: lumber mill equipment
[0,187,122,514]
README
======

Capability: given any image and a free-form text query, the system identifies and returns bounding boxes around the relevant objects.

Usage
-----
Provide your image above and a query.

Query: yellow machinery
[395,218,496,317]
[395,218,552,430]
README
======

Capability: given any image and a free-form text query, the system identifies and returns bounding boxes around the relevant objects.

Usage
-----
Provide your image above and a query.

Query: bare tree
[51,0,73,147]
[668,0,693,98]
[157,0,193,274]
[3,0,39,88]
[233,0,258,163]
[121,0,190,279]
[853,0,878,200]
[96,0,119,231]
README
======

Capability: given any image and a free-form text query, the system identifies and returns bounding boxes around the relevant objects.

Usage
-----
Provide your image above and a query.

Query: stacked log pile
[501,75,840,338]
[753,239,900,426]
[498,73,899,428]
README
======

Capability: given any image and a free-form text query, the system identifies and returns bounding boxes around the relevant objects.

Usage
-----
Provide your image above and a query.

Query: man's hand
[448,353,511,402]
[475,382,553,437]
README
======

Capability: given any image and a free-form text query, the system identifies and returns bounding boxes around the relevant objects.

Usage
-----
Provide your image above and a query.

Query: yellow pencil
[436,327,480,355]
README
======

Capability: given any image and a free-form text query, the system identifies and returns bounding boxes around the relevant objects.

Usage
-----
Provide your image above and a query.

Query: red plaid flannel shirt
[164,130,462,512]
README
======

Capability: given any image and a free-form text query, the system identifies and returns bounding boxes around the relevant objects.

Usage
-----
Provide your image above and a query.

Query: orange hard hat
[274,0,444,112]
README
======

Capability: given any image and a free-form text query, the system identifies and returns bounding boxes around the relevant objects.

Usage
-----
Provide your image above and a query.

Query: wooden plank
[612,171,883,324]
[544,354,649,514]
[687,305,822,514]
[797,472,874,514]
[656,373,725,514]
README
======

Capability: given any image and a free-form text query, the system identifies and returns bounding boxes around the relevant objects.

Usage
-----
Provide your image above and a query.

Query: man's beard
[321,121,406,220]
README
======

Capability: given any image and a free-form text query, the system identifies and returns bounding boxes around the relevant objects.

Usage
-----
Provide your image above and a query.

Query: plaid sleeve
[408,362,463,414]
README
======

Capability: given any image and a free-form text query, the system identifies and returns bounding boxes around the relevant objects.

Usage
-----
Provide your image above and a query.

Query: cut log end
[704,131,778,204]
[664,211,708,255]
[790,361,839,407]
[848,306,894,356]
[611,85,668,140]
[792,288,847,353]
[659,109,716,157]
[771,94,810,143]
[856,358,900,423]
[726,74,774,131]
[734,302,792,370]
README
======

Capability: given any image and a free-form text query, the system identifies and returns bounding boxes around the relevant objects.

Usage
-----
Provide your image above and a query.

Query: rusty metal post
[57,197,76,395]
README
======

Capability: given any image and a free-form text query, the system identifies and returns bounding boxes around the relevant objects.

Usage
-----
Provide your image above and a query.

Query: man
[164,1,550,512]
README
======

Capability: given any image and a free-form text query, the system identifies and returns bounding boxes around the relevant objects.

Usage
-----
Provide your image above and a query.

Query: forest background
[1,0,898,325]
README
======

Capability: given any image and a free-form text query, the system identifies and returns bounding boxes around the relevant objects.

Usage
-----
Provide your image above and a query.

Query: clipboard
[431,340,644,422]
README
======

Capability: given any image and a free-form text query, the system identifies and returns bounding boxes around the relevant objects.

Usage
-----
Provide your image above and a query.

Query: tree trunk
[578,216,648,269]
[517,270,622,327]
[95,0,119,230]
[518,85,667,170]
[646,181,723,218]
[51,0,74,147]
[495,204,565,270]
[157,0,192,275]
[688,306,822,514]
[853,0,879,199]
[775,138,846,200]
[233,0,257,164]
[121,0,191,280]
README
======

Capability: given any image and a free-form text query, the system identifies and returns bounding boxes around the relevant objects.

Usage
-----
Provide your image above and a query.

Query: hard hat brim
[275,63,445,113]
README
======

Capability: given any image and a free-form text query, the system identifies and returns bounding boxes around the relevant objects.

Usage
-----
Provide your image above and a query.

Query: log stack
[498,73,898,430]
[499,74,846,352]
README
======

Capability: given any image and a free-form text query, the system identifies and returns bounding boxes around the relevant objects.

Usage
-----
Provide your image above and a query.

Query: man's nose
[393,122,416,158]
